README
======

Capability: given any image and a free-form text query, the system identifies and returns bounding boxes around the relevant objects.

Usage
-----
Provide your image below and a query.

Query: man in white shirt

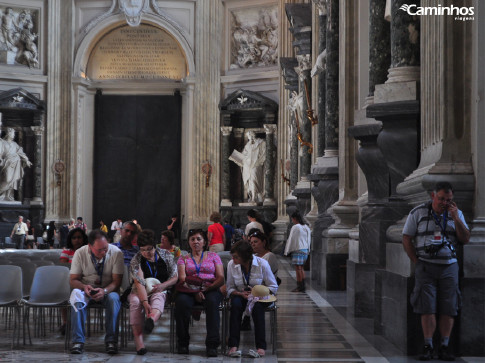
[10,215,28,249]
[69,230,124,355]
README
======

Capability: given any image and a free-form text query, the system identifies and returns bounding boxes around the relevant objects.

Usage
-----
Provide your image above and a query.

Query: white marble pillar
[190,0,223,226]
[45,0,73,223]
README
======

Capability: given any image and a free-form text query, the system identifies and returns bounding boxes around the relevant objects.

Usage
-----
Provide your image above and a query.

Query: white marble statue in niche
[230,131,266,203]
[0,128,32,201]
[0,7,40,68]
[230,6,278,69]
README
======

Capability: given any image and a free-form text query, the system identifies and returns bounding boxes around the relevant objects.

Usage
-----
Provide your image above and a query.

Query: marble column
[315,0,327,157]
[324,0,339,154]
[368,0,390,101]
[296,61,313,180]
[386,0,420,83]
[220,126,232,207]
[31,126,44,204]
[290,116,299,190]
[263,124,277,205]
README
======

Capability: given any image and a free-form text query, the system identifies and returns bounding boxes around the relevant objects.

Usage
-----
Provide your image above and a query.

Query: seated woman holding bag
[175,229,224,357]
[226,241,278,358]
[128,229,178,355]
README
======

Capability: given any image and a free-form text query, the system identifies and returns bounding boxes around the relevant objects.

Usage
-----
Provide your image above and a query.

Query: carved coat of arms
[119,0,148,26]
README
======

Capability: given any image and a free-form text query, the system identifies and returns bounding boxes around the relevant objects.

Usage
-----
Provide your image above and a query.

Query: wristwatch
[104,288,108,295]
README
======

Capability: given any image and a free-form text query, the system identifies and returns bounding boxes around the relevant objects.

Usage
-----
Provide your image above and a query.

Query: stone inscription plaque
[88,24,187,80]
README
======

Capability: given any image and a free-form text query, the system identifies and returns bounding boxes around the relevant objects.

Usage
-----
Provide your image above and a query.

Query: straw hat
[145,277,161,295]
[251,285,276,303]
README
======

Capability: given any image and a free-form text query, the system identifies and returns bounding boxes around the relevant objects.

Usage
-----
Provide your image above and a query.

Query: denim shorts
[410,260,461,316]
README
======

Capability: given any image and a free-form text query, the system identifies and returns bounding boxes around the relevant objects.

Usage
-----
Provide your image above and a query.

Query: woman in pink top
[175,229,224,357]
[207,211,226,253]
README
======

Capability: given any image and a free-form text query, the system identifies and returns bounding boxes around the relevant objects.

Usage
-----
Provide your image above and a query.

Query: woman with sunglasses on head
[128,229,178,355]
[249,229,279,281]
[175,229,225,357]
[226,241,278,358]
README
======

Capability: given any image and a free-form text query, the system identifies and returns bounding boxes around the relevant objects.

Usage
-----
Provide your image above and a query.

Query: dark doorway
[93,93,181,236]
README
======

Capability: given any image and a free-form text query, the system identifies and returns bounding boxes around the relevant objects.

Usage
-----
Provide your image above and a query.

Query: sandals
[228,347,242,357]
[247,348,265,358]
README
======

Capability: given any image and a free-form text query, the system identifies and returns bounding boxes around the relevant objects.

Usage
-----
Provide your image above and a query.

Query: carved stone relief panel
[0,6,40,68]
[229,4,278,70]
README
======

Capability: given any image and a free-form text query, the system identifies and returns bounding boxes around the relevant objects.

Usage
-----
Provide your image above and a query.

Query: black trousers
[228,295,267,350]
[175,290,223,348]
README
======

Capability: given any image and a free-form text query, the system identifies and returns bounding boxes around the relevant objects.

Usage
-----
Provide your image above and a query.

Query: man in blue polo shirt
[402,182,470,361]
[113,221,139,265]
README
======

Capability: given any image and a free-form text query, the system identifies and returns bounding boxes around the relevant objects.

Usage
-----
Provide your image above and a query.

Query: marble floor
[0,256,483,363]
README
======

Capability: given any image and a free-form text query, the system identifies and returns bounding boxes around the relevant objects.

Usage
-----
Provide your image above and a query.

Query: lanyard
[191,252,204,276]
[431,210,448,236]
[242,258,253,287]
[90,252,105,286]
[145,252,158,278]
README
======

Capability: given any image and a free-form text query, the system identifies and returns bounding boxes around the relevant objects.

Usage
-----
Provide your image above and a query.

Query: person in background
[223,220,235,251]
[167,214,180,241]
[99,220,108,234]
[75,217,87,232]
[244,209,264,239]
[158,230,181,259]
[59,221,70,249]
[60,227,89,264]
[113,221,139,266]
[233,223,244,244]
[68,218,76,231]
[284,211,311,292]
[128,230,178,355]
[10,215,28,249]
[249,230,279,281]
[25,218,35,249]
[208,211,225,253]
[111,218,123,243]
[45,220,58,249]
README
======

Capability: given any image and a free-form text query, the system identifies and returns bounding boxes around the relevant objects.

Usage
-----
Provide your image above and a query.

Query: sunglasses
[249,231,265,239]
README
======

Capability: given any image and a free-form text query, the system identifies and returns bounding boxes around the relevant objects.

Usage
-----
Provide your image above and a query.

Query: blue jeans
[228,295,267,350]
[71,291,121,344]
[175,290,223,349]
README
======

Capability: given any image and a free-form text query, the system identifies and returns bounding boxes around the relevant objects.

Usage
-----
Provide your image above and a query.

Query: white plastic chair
[0,265,23,348]
[23,266,71,348]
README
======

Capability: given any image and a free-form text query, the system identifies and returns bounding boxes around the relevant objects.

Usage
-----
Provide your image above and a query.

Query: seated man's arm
[70,273,94,295]
[105,273,122,295]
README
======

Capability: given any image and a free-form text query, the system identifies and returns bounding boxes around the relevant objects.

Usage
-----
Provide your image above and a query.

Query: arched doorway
[72,16,195,233]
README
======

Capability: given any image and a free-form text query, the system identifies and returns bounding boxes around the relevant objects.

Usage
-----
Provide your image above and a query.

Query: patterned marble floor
[0,256,483,363]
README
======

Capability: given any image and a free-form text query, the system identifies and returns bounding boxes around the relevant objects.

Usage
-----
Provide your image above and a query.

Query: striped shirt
[402,202,468,264]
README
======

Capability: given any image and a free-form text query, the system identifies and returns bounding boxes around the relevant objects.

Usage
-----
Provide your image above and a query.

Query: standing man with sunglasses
[69,230,124,355]
[402,182,470,361]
